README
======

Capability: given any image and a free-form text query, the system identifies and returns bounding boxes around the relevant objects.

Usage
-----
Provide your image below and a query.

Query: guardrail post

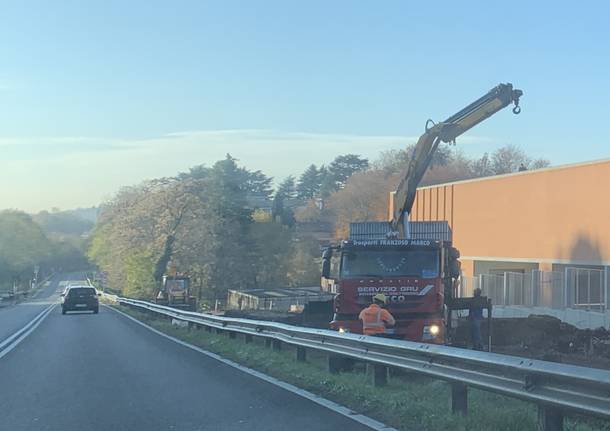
[367,363,388,387]
[265,338,272,348]
[328,355,354,374]
[215,328,224,335]
[228,331,236,339]
[538,405,563,431]
[205,325,212,333]
[272,339,282,351]
[328,355,342,374]
[296,346,306,362]
[244,334,253,344]
[451,382,468,415]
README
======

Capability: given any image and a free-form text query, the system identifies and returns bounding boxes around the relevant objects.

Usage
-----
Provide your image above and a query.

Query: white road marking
[108,305,398,431]
[0,304,56,359]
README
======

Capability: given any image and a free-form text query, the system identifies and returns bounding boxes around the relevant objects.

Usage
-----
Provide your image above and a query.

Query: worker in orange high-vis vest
[359,294,396,336]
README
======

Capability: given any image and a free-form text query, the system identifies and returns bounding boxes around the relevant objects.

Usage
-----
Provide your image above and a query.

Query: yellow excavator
[154,265,197,311]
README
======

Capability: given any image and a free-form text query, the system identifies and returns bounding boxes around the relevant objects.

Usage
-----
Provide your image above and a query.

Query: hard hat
[373,293,387,304]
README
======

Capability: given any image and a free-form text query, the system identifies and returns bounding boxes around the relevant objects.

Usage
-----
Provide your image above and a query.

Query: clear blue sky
[1,1,609,211]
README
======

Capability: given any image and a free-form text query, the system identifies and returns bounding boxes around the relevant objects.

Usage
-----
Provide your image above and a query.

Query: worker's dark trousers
[470,319,483,350]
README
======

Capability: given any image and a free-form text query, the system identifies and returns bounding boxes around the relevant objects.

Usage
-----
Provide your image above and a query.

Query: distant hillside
[32,208,96,236]
[63,206,98,223]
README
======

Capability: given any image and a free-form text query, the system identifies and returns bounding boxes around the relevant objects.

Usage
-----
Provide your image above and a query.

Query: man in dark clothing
[469,288,484,350]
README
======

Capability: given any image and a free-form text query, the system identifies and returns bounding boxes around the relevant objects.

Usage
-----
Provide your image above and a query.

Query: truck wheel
[61,308,66,315]
[93,307,99,314]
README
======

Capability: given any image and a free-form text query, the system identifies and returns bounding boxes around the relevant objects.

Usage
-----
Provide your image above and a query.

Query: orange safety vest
[358,304,396,335]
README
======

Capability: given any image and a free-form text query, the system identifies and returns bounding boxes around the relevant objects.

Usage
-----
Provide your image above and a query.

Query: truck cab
[321,222,460,343]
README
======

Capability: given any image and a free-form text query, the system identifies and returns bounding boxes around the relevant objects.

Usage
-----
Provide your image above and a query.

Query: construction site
[217,88,610,374]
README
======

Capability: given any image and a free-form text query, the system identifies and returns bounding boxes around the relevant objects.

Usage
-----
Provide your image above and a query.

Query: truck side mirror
[321,258,331,278]
[447,247,461,278]
[321,248,333,278]
[449,247,460,259]
[449,259,461,278]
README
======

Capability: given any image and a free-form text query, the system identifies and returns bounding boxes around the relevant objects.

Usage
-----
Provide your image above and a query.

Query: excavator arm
[391,83,523,236]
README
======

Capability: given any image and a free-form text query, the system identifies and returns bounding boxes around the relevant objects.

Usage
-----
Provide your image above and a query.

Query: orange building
[404,158,610,297]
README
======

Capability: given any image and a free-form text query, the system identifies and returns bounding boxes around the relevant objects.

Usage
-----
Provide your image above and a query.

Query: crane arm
[390,83,523,236]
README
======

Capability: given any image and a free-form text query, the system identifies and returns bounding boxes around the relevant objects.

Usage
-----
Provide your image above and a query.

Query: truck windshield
[340,249,439,278]
[166,280,186,291]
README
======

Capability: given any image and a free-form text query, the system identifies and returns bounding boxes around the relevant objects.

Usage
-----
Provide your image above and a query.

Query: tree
[248,221,293,288]
[326,171,394,238]
[375,144,453,176]
[373,149,411,175]
[123,249,156,299]
[326,154,369,190]
[150,179,199,283]
[470,153,495,177]
[33,211,94,236]
[486,145,550,175]
[276,176,296,200]
[0,211,52,287]
[88,177,199,297]
[88,155,272,302]
[181,155,273,199]
[272,176,297,226]
[530,158,551,170]
[490,145,531,175]
[245,169,274,199]
[318,165,337,198]
[296,165,322,200]
[287,235,321,287]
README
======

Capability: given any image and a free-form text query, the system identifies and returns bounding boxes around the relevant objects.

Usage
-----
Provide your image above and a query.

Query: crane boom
[391,83,523,236]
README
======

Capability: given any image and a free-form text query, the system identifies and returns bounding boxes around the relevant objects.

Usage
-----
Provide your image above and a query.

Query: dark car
[61,286,100,314]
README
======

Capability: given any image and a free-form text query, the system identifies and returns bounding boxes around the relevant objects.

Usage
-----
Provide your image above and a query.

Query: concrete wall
[402,159,610,276]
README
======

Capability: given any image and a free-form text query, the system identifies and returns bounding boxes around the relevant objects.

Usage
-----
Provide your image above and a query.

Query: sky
[1,1,609,212]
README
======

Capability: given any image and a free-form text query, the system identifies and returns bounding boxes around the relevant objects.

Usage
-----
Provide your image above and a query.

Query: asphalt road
[0,273,374,431]
[0,272,63,344]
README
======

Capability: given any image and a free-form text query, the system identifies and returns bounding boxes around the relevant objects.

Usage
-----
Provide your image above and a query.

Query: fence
[0,282,32,303]
[566,268,606,311]
[114,296,610,430]
[460,267,607,312]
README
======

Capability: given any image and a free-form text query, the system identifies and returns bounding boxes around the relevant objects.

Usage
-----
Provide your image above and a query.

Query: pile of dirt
[224,309,610,369]
[454,314,610,369]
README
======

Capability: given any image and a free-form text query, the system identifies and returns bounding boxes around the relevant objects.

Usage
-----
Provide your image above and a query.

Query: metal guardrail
[0,273,56,303]
[115,297,610,430]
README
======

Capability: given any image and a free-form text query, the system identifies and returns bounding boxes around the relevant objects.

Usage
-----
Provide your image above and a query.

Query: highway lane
[0,274,374,431]
[0,273,63,344]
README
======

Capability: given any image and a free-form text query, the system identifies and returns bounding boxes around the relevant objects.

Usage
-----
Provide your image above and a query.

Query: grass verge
[113,304,609,431]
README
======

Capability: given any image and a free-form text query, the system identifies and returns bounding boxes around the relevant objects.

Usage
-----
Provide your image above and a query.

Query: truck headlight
[423,324,440,338]
[338,327,350,333]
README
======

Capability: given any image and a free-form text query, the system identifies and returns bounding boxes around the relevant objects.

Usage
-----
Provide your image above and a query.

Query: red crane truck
[321,83,524,344]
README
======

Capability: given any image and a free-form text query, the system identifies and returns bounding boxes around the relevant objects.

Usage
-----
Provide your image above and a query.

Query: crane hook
[512,98,521,115]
